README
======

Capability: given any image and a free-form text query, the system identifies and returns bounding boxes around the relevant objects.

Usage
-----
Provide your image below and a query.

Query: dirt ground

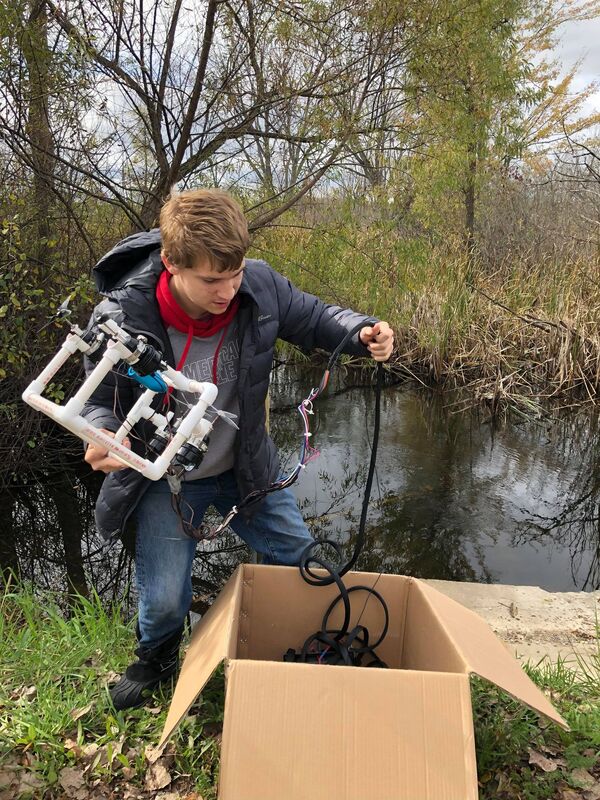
[423,580,600,668]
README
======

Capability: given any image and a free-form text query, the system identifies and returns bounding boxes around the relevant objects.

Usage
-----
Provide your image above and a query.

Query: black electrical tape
[133,341,165,376]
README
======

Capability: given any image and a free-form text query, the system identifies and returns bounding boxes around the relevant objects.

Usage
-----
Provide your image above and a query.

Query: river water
[270,368,599,592]
[3,368,599,598]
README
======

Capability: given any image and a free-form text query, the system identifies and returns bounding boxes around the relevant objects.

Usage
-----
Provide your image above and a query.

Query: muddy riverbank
[426,579,600,667]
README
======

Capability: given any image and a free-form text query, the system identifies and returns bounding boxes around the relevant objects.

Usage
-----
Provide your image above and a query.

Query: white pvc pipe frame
[22,321,218,481]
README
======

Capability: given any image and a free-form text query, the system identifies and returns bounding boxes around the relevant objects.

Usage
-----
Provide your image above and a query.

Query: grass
[0,583,222,799]
[472,651,600,799]
[1,582,599,799]
[253,217,600,412]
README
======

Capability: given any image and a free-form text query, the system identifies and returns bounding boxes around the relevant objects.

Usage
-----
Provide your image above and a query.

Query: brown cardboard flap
[403,578,469,673]
[159,566,243,746]
[413,581,568,728]
[219,660,478,800]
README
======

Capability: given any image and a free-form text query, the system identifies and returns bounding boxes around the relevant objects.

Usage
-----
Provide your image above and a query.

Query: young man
[83,189,394,710]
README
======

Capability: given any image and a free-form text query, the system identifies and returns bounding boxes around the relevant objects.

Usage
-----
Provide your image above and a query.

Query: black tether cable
[162,312,390,667]
[230,320,380,513]
[193,319,380,540]
[286,356,388,668]
[300,358,382,583]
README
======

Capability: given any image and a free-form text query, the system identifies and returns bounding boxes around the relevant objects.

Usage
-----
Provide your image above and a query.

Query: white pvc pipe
[113,387,156,443]
[63,340,127,417]
[22,334,83,399]
[22,323,220,481]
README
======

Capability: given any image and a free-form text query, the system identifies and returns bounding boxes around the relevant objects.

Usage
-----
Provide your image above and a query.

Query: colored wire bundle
[193,320,375,541]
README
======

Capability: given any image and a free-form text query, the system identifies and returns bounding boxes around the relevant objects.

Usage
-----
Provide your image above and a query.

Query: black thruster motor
[79,327,105,364]
[147,429,170,457]
[133,340,164,376]
[173,439,209,471]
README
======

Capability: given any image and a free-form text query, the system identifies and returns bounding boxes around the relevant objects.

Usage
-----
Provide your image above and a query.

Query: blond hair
[160,188,250,271]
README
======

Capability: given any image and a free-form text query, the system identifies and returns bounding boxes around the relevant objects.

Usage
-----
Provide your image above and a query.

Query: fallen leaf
[495,770,512,792]
[63,737,79,751]
[93,741,125,773]
[102,671,121,685]
[10,685,37,701]
[145,743,165,765]
[529,749,558,772]
[122,784,143,800]
[540,743,560,756]
[59,766,86,792]
[572,768,597,790]
[63,738,84,758]
[156,793,180,800]
[583,786,600,800]
[145,761,171,792]
[81,742,99,760]
[0,768,18,789]
[558,789,581,800]
[18,771,44,793]
[147,705,162,715]
[70,703,93,721]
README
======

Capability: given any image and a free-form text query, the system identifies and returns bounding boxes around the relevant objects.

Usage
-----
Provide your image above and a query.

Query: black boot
[109,627,183,711]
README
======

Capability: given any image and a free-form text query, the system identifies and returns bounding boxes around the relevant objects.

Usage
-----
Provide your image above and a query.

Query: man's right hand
[84,429,132,473]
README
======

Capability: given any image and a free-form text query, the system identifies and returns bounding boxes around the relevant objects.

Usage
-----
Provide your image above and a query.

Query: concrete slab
[423,579,600,670]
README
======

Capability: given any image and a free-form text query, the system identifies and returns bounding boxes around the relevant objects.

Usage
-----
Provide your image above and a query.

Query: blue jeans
[133,470,313,647]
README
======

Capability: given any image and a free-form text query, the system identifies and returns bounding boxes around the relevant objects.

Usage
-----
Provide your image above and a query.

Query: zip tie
[221,505,238,527]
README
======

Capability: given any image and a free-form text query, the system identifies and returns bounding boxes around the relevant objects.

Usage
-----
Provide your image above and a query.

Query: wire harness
[198,319,379,542]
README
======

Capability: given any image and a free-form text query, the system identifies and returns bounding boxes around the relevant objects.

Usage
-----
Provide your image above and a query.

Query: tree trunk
[0,492,20,585]
[464,144,477,284]
[49,473,89,601]
[139,189,164,231]
[22,1,56,259]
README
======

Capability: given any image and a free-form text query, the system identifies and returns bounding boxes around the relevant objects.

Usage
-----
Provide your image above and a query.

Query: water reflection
[1,454,250,609]
[2,460,134,606]
[271,367,600,591]
[2,367,599,599]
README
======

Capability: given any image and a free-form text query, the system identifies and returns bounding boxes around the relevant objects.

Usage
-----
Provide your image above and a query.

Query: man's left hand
[359,321,394,362]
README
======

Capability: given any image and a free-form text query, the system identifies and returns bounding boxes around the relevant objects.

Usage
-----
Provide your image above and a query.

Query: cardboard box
[160,564,567,799]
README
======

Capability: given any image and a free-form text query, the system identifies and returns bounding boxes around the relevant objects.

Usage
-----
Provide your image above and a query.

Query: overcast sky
[555,15,600,117]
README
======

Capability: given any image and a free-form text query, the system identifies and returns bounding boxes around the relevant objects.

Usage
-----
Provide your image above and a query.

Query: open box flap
[219,660,479,800]
[413,580,568,729]
[159,566,243,746]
